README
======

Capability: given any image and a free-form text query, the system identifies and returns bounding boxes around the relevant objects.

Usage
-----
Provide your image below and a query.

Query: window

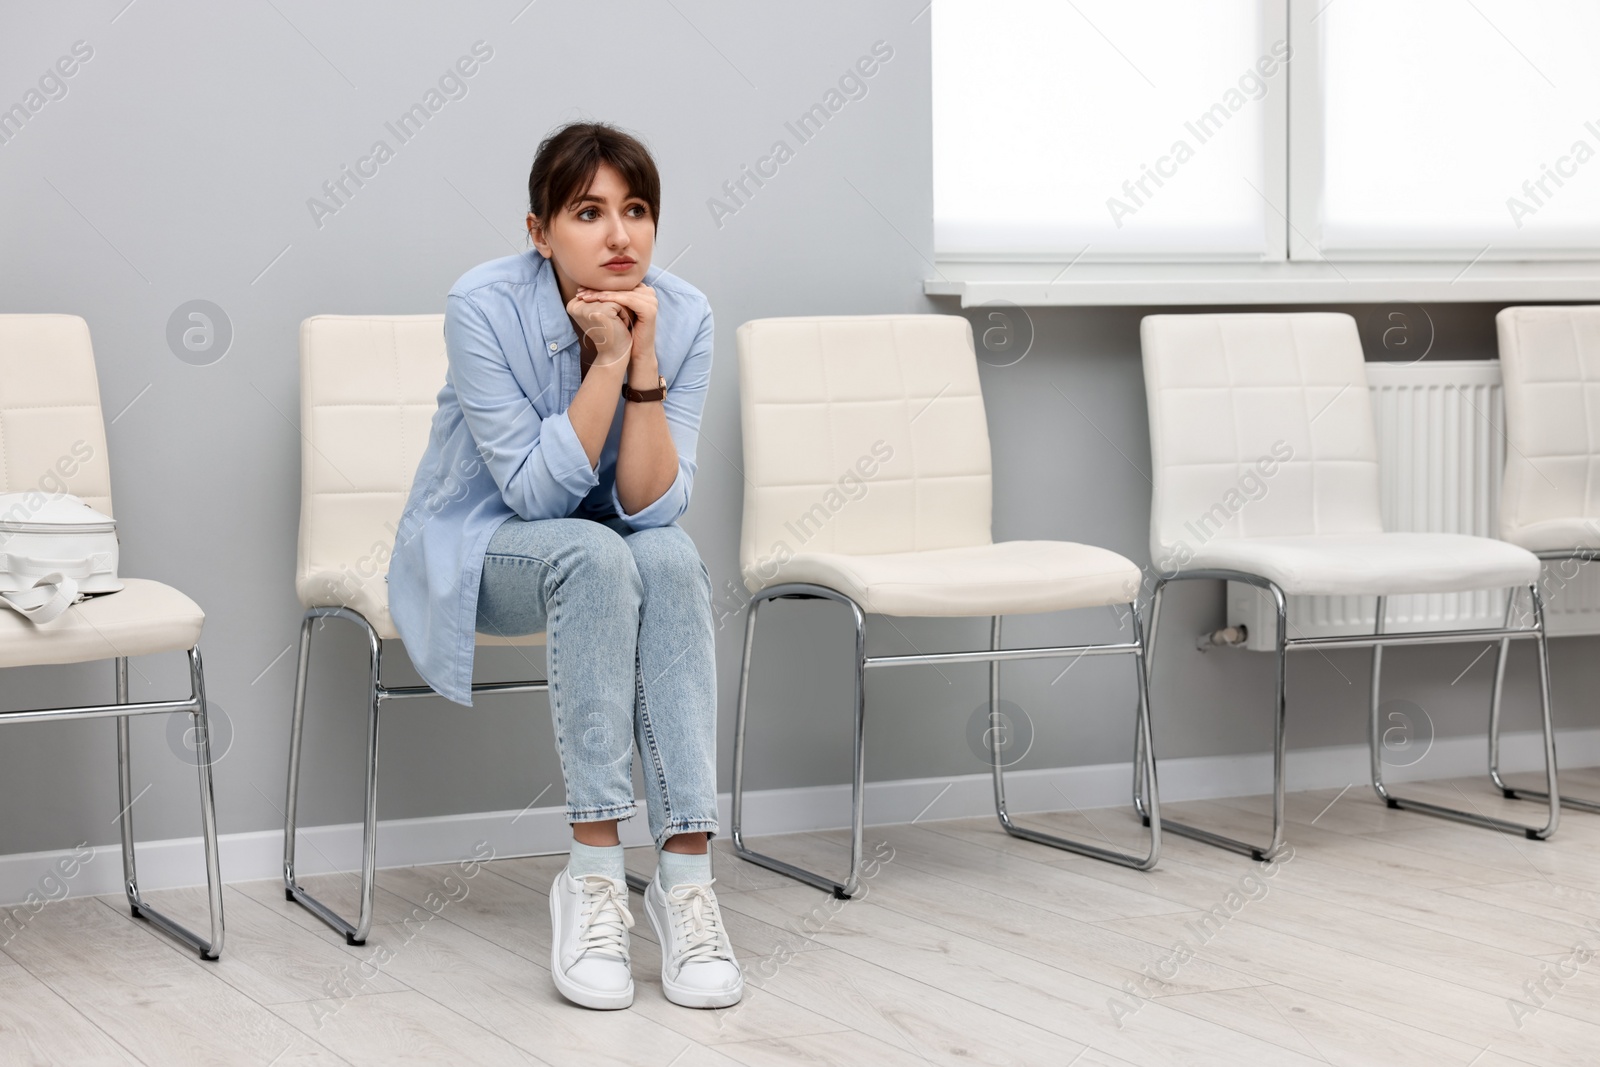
[1290,0,1600,260]
[933,0,1287,261]
[932,0,1600,272]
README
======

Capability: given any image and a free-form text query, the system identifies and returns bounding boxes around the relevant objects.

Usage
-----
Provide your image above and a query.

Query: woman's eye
[578,208,597,221]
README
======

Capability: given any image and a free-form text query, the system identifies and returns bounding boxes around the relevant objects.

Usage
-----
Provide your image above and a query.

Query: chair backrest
[1140,312,1383,567]
[296,315,445,628]
[735,314,991,586]
[0,314,114,516]
[1497,305,1600,548]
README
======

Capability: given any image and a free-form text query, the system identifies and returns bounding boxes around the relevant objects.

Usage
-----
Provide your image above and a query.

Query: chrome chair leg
[1491,570,1600,814]
[1371,588,1561,838]
[1487,591,1516,797]
[731,584,869,898]
[733,582,1159,896]
[114,650,226,959]
[116,661,135,904]
[188,648,227,955]
[282,613,313,901]
[990,607,1160,869]
[1140,573,1291,861]
[282,607,619,937]
[1141,570,1562,862]
[1131,594,1158,826]
[1133,588,1163,823]
[1132,672,1148,821]
[283,608,383,944]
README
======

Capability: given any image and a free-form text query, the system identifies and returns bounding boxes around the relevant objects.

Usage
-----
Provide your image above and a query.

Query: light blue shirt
[387,249,714,705]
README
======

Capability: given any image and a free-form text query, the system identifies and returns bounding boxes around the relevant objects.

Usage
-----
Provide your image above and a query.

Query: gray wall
[1,1,1593,857]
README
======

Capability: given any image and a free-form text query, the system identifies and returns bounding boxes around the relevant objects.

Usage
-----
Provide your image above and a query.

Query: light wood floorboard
[1,773,1596,1064]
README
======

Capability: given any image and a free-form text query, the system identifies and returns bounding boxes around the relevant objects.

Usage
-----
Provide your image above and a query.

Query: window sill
[924,260,1600,307]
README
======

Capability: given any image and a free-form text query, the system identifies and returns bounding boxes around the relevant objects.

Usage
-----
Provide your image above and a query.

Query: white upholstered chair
[283,314,559,946]
[1139,312,1562,860]
[1494,303,1600,815]
[0,314,223,958]
[732,314,1162,898]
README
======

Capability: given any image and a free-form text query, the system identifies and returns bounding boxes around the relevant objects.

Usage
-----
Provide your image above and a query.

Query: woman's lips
[602,259,635,271]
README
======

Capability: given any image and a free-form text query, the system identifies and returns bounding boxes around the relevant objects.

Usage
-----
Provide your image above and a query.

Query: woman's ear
[527,213,550,256]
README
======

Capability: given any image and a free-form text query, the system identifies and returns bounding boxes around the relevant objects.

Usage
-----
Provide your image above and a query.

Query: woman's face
[528,161,654,294]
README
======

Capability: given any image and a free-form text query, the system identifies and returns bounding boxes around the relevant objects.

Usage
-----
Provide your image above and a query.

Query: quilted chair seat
[1184,532,1537,597]
[0,579,204,668]
[768,540,1141,616]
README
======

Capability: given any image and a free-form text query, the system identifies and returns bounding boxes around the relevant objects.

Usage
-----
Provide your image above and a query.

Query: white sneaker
[549,866,635,1009]
[643,871,743,1008]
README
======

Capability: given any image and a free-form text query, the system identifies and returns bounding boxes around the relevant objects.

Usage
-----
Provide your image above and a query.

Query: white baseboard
[2,726,1595,909]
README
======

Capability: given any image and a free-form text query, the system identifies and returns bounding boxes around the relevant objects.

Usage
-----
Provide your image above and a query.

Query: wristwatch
[622,374,667,403]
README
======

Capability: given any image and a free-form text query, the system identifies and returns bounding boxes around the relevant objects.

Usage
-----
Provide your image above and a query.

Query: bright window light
[1304,0,1600,258]
[932,0,1285,260]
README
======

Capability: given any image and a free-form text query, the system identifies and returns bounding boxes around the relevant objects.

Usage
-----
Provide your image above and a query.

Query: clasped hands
[566,283,657,376]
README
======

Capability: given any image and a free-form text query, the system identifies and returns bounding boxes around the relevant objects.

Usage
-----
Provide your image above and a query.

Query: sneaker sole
[549,880,634,1010]
[644,882,744,1009]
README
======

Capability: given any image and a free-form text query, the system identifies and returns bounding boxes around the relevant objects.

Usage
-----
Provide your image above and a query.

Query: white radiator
[1227,360,1600,649]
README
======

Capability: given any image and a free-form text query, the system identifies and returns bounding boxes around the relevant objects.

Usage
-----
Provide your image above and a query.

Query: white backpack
[0,493,122,624]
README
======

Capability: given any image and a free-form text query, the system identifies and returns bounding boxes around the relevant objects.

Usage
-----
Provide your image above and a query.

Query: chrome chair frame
[5,647,225,958]
[1134,569,1560,861]
[1490,549,1600,814]
[282,605,650,946]
[730,582,1162,900]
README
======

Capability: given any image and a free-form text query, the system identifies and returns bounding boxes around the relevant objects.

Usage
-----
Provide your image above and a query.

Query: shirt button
[548,342,558,352]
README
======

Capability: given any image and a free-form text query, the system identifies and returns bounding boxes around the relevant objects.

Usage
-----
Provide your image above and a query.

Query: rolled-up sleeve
[447,290,599,520]
[611,302,714,529]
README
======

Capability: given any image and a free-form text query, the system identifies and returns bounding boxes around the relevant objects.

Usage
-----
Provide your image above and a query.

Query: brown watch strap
[622,374,667,402]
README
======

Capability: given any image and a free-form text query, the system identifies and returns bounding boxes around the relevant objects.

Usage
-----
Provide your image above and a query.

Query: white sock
[568,840,625,882]
[656,847,712,888]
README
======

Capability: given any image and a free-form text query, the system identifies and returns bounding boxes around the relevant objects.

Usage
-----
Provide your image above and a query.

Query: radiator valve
[1196,625,1248,651]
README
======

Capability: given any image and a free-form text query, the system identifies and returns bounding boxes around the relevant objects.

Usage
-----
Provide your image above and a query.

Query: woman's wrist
[628,347,658,381]
[587,348,630,378]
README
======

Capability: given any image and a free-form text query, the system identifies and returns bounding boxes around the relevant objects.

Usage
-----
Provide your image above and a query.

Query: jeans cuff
[654,817,719,851]
[567,801,638,823]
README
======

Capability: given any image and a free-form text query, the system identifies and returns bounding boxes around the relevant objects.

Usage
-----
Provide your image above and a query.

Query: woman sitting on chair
[387,121,740,1011]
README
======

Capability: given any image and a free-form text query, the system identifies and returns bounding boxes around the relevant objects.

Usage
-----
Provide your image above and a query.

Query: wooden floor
[3,770,1600,1066]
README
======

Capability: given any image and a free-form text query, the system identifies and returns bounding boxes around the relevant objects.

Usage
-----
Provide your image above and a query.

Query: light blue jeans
[475,515,719,849]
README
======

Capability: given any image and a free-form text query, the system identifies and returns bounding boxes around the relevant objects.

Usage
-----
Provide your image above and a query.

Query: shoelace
[663,879,734,968]
[575,874,634,962]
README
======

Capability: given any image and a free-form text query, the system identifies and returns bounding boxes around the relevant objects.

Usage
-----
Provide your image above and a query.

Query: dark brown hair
[527,122,660,233]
